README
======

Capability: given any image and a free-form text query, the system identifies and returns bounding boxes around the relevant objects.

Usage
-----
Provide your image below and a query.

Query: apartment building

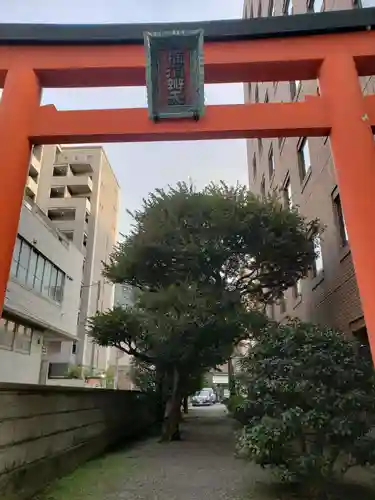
[1,199,83,384]
[37,145,120,373]
[243,0,374,345]
[109,284,137,390]
[25,145,43,202]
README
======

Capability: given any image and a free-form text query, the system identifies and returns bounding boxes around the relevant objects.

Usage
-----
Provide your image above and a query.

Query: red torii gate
[1,9,375,359]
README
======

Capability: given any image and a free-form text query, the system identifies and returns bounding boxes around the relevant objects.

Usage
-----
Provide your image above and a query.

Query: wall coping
[0,382,143,395]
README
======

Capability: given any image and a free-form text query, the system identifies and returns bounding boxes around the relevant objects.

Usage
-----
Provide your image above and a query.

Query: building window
[283,0,293,15]
[264,91,269,103]
[269,0,276,15]
[297,138,311,182]
[10,237,22,278]
[257,0,262,17]
[279,294,286,314]
[72,342,77,354]
[255,84,259,103]
[268,147,275,180]
[11,236,65,303]
[353,326,372,362]
[50,186,65,199]
[283,177,293,209]
[0,319,34,355]
[48,208,76,222]
[261,177,266,197]
[308,0,324,12]
[14,325,33,354]
[0,319,16,350]
[312,234,323,277]
[292,279,302,299]
[252,154,257,180]
[258,137,263,155]
[53,165,68,177]
[17,240,31,284]
[333,194,348,246]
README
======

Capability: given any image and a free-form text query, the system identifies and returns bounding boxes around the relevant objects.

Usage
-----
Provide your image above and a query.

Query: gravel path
[36,404,375,500]
[111,404,269,500]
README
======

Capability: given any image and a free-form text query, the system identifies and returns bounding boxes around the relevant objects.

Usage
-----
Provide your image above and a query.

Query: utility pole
[90,280,101,374]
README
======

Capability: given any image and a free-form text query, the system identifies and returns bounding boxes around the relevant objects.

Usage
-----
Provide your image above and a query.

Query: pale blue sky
[2,0,247,235]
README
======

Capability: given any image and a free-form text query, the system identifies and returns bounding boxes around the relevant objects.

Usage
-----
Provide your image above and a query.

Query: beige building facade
[243,0,374,346]
[38,145,120,371]
[1,199,83,384]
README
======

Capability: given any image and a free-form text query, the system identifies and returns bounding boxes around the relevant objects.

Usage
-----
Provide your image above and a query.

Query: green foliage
[66,365,83,379]
[104,182,319,303]
[91,283,256,384]
[129,359,158,393]
[236,319,375,491]
[90,182,318,439]
[226,394,245,414]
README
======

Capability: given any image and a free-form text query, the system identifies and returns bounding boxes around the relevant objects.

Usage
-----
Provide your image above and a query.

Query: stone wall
[0,383,155,500]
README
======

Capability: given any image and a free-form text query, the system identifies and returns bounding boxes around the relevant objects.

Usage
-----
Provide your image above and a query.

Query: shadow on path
[36,404,375,500]
[36,404,268,500]
[112,404,268,500]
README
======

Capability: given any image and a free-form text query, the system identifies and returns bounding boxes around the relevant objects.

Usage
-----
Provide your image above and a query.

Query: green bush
[226,394,250,425]
[236,319,375,494]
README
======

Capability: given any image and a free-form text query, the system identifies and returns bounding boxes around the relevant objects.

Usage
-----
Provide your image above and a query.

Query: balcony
[25,176,38,200]
[48,207,76,222]
[67,175,93,195]
[29,160,40,180]
[47,196,91,215]
[55,153,94,175]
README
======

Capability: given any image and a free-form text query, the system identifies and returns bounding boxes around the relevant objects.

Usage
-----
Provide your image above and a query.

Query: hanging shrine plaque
[144,29,204,121]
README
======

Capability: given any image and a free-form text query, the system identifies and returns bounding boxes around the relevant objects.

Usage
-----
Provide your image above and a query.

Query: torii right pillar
[319,55,375,363]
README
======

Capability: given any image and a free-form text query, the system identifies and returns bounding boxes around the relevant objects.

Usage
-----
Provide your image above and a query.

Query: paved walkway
[112,404,267,500]
[37,405,375,500]
[37,404,269,500]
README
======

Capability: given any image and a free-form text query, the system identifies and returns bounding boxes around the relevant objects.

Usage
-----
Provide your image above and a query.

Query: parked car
[192,388,216,406]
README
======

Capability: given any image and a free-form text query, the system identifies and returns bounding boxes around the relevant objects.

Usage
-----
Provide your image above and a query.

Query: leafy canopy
[104,182,318,303]
[236,319,375,487]
[91,282,256,373]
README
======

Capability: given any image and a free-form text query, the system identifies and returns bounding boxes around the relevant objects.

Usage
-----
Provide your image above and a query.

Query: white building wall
[5,202,83,337]
[0,201,84,384]
[0,332,43,384]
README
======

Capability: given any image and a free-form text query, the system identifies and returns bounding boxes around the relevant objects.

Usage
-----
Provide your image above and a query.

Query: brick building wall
[243,0,373,339]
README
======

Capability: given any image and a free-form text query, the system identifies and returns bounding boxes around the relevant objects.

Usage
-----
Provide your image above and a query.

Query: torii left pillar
[0,67,41,313]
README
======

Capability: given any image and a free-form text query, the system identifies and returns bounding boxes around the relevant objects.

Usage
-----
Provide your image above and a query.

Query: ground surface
[36,404,375,500]
[35,404,270,500]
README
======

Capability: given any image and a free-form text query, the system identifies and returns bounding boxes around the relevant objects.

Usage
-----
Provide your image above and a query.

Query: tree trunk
[228,358,236,396]
[183,396,189,414]
[155,372,166,424]
[161,368,181,442]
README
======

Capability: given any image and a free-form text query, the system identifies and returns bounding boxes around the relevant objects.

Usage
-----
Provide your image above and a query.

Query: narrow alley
[35,405,270,500]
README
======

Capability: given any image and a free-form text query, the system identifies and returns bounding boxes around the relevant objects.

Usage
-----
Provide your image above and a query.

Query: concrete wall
[0,383,155,500]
